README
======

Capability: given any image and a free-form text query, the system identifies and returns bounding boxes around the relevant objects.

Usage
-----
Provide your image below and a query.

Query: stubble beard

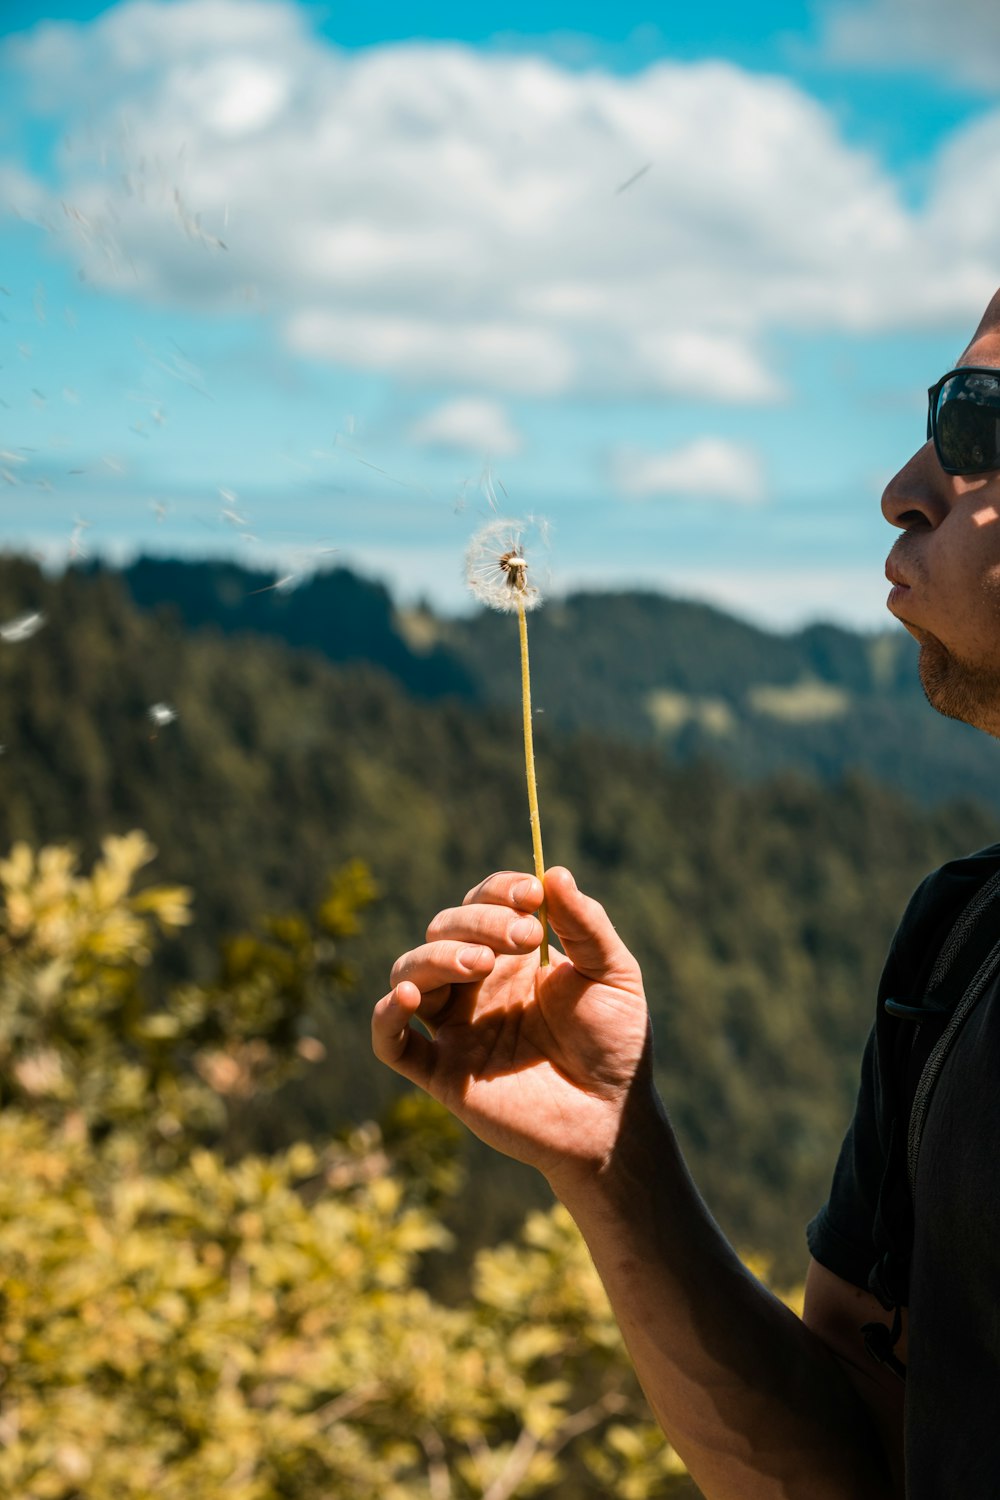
[918,636,1000,738]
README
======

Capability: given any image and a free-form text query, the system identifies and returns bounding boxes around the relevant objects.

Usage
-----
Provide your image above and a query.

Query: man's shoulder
[887,842,1000,991]
[904,842,1000,929]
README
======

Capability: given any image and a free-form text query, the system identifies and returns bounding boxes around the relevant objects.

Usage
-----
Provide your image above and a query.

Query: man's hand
[374,867,902,1498]
[371,866,651,1187]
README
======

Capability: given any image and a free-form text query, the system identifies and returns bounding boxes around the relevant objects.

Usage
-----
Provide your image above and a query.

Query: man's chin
[917,639,1000,738]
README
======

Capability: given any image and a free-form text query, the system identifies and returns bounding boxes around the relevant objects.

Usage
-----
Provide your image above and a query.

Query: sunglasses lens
[935,370,1000,474]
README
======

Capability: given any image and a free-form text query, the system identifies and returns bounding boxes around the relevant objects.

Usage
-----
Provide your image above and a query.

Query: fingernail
[511,880,537,906]
[510,916,536,944]
[459,945,489,969]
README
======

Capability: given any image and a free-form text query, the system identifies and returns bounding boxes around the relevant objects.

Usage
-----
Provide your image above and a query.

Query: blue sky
[2,0,1000,627]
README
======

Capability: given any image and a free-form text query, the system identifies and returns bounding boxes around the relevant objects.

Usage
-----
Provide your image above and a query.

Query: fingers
[390,938,497,993]
[378,890,547,1087]
[425,901,544,954]
[543,866,642,990]
[372,981,436,1089]
[462,871,544,912]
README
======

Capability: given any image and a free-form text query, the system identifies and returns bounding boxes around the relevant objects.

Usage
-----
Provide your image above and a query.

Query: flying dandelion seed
[465,515,551,966]
[248,572,299,596]
[219,489,249,526]
[0,612,46,644]
[147,703,177,728]
[454,477,471,514]
[615,161,653,194]
[69,517,91,560]
[479,466,508,515]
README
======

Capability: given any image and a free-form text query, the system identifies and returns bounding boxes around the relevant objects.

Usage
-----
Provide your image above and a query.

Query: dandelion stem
[518,597,549,966]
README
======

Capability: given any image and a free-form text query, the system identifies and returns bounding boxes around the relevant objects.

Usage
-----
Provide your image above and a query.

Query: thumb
[544,867,642,990]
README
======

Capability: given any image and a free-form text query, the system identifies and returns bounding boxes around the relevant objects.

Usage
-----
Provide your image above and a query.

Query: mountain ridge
[111,554,998,810]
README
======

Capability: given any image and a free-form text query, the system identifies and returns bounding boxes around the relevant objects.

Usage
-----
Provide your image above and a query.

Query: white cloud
[634,331,786,403]
[408,398,523,456]
[194,58,291,136]
[822,0,1000,90]
[3,0,1000,399]
[288,312,572,395]
[612,438,766,504]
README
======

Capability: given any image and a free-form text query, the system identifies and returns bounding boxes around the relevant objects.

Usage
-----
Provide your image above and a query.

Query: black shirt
[807,843,1000,1499]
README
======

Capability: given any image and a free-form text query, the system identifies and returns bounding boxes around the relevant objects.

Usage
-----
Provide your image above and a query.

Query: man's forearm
[550,1091,897,1500]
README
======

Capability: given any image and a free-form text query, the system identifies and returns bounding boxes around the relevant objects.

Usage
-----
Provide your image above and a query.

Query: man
[372,289,1000,1499]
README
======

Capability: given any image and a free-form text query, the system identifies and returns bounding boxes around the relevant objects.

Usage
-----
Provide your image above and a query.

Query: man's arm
[551,1092,904,1499]
[372,866,903,1499]
[803,1260,907,1495]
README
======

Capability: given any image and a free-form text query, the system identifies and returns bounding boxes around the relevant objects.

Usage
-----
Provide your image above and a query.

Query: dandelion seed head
[148,702,177,728]
[465,517,548,614]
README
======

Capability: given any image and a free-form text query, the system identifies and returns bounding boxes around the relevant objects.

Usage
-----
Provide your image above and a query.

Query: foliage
[0,829,373,1164]
[0,834,723,1499]
[0,1112,708,1500]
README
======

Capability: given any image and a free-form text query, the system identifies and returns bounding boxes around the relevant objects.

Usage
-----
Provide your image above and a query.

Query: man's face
[883,294,1000,736]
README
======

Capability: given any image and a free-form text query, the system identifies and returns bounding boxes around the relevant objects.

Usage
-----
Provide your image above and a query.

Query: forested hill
[115,554,999,810]
[1,552,998,1276]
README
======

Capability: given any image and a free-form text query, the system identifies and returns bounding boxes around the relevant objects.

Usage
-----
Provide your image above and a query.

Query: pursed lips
[885,540,924,593]
[884,552,922,624]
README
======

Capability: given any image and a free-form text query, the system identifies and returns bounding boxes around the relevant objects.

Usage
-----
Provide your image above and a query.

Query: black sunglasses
[927,366,1000,475]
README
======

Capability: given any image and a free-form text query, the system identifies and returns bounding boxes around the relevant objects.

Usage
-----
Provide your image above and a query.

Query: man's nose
[881,441,949,532]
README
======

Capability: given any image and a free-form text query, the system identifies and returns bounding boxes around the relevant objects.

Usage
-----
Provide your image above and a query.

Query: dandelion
[148,703,177,729]
[466,516,551,965]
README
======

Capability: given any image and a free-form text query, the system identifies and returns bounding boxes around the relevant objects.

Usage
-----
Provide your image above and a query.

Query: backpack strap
[862,866,1000,1380]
